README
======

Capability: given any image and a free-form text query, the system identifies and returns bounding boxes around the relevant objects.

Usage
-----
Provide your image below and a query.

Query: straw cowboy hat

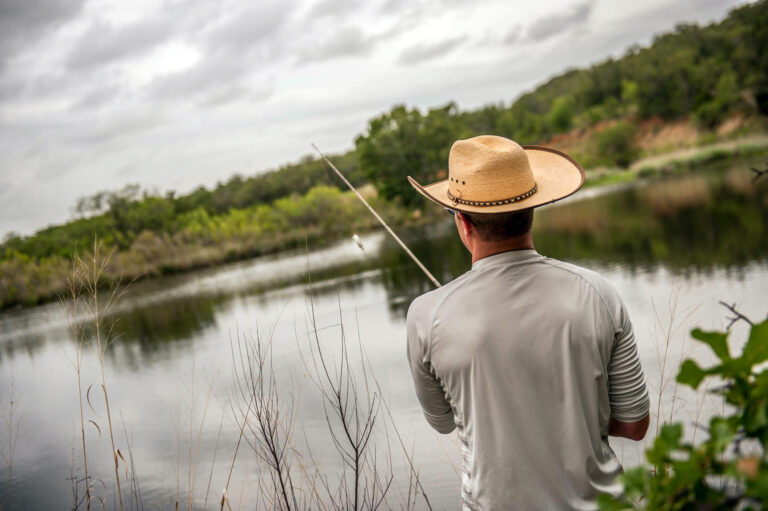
[408,135,585,214]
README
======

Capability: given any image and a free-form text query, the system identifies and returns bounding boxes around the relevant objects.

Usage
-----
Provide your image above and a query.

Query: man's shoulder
[540,256,625,324]
[406,270,474,326]
[539,257,616,292]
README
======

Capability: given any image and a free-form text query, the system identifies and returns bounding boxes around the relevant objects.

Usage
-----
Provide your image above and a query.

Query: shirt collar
[471,249,542,270]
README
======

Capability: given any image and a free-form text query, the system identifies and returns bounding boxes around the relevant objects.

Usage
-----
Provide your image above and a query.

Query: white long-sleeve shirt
[406,249,649,510]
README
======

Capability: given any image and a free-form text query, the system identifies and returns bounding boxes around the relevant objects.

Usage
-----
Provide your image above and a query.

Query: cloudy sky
[0,0,749,236]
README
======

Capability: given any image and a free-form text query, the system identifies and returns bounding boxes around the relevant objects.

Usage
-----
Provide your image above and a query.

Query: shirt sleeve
[607,301,651,422]
[406,297,456,434]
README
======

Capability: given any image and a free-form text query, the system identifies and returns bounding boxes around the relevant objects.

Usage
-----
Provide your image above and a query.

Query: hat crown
[448,135,536,203]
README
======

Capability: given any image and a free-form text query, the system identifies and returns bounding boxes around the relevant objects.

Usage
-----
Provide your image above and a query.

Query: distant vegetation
[356,0,768,203]
[1,0,767,309]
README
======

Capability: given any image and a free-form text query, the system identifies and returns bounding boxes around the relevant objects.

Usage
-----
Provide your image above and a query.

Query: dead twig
[749,164,768,183]
[718,301,753,330]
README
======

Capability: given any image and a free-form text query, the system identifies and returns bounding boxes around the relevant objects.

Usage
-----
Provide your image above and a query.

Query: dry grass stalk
[650,290,701,436]
[64,238,135,510]
[180,362,215,510]
[202,415,225,509]
[119,412,143,509]
[1,372,23,511]
[64,256,91,510]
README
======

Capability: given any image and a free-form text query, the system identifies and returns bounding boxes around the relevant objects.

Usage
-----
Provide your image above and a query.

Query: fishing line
[311,143,442,288]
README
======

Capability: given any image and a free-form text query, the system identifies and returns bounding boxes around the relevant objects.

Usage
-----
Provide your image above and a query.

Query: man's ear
[457,212,474,239]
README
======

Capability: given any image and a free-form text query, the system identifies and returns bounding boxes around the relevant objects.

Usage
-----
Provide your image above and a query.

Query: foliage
[597,122,640,168]
[0,185,408,309]
[598,316,768,510]
[355,103,462,206]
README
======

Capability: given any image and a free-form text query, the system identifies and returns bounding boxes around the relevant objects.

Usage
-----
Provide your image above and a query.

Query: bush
[548,96,575,133]
[597,122,640,168]
[599,314,768,510]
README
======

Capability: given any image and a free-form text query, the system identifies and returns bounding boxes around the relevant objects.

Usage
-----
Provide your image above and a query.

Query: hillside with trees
[1,0,767,309]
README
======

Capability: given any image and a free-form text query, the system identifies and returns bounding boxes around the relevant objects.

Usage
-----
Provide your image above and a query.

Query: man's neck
[470,234,535,265]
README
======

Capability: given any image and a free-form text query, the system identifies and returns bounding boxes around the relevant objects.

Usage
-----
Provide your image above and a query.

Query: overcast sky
[0,0,749,236]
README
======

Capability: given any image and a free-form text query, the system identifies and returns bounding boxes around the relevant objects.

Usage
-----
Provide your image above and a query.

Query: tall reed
[64,256,91,510]
[1,372,22,511]
[65,240,135,510]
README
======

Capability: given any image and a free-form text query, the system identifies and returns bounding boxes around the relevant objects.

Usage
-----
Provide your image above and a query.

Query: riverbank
[583,134,768,188]
[1,142,765,312]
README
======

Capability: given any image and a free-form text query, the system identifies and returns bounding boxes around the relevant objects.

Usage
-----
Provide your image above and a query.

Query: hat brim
[408,145,585,214]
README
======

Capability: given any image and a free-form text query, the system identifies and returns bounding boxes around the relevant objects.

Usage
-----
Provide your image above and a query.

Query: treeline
[2,151,364,259]
[0,186,407,308]
[356,0,768,204]
[1,0,767,308]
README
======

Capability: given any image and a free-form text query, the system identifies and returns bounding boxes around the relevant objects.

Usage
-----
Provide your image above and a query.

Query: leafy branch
[600,305,768,510]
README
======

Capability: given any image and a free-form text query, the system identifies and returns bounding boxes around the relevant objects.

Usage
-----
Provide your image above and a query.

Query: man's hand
[609,414,649,441]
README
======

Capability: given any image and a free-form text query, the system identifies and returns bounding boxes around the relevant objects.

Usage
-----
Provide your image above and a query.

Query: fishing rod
[311,143,442,288]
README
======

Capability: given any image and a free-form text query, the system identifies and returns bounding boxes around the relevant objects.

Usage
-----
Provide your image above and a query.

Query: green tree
[597,122,640,168]
[548,96,575,133]
[355,103,463,206]
[696,71,740,128]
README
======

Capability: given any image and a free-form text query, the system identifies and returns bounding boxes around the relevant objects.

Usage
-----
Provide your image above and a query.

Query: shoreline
[1,137,765,313]
[583,134,768,188]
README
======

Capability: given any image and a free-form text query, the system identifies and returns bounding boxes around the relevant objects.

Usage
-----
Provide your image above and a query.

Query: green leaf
[677,359,709,389]
[743,399,768,433]
[709,417,735,453]
[746,469,768,501]
[647,423,683,466]
[743,320,768,367]
[691,328,731,361]
[596,493,629,511]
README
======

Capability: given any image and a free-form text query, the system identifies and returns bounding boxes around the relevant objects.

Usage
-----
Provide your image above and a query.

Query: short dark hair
[463,209,534,241]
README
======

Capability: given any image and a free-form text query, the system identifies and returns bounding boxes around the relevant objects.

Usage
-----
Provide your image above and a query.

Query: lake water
[0,158,767,509]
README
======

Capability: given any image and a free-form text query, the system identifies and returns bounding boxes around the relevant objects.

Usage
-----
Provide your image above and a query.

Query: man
[405,135,650,510]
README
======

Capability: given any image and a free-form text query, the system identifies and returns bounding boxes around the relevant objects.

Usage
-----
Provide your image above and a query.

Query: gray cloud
[71,81,126,110]
[129,1,293,107]
[147,48,276,109]
[0,0,86,69]
[307,0,361,19]
[503,25,522,45]
[62,111,164,148]
[199,84,273,108]
[399,35,467,65]
[149,54,244,99]
[526,0,594,42]
[66,20,173,71]
[141,1,291,105]
[297,26,375,64]
[208,2,293,51]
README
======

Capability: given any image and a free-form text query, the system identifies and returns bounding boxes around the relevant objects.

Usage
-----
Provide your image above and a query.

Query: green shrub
[599,315,768,510]
[548,96,575,133]
[597,122,640,168]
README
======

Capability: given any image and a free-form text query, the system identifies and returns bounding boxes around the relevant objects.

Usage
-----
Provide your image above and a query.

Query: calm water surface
[1,159,767,509]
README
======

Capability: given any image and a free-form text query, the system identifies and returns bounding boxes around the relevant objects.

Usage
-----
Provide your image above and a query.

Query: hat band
[447,182,538,207]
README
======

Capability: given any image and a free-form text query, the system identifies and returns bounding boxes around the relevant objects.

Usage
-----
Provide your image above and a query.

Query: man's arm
[609,415,649,441]
[406,298,456,434]
[607,297,651,441]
